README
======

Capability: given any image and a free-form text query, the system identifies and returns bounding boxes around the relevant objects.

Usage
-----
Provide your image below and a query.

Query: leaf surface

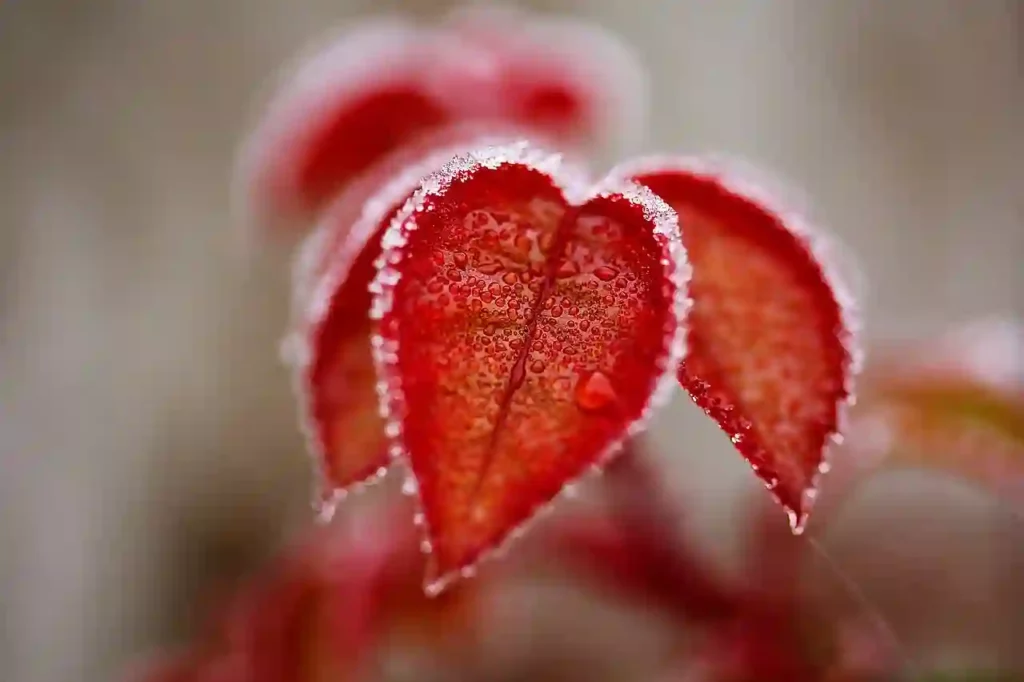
[372,144,688,590]
[624,159,858,531]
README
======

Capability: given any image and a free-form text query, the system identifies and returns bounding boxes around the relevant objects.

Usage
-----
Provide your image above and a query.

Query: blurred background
[1,1,1021,681]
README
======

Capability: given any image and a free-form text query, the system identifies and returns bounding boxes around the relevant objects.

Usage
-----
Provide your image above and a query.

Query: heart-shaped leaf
[287,137,525,517]
[371,143,689,592]
[619,157,859,532]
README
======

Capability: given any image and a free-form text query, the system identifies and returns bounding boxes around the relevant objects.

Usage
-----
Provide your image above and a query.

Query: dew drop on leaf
[575,371,617,412]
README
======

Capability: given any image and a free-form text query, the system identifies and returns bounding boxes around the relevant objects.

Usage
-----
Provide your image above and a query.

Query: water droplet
[502,271,518,285]
[513,234,532,254]
[788,509,807,535]
[556,260,579,279]
[575,371,617,412]
[593,265,619,282]
[530,360,546,373]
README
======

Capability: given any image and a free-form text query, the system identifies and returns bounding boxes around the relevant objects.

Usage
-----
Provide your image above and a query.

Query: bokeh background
[1,1,1021,681]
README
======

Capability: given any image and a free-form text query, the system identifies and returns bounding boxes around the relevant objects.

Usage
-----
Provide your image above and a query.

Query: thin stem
[806,535,918,676]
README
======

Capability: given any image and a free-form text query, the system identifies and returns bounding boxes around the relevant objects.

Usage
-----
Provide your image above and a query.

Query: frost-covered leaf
[619,158,859,532]
[234,19,446,238]
[234,8,645,242]
[371,143,688,592]
[288,136,523,516]
[442,4,646,152]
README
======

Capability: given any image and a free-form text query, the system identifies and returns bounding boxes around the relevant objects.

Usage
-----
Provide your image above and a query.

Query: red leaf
[442,4,646,151]
[288,137,524,516]
[372,143,689,592]
[235,19,447,238]
[289,124,537,323]
[233,9,645,242]
[620,158,859,532]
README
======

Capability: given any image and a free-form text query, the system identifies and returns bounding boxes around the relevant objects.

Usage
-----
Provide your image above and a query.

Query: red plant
[256,7,858,588]
[132,6,1022,682]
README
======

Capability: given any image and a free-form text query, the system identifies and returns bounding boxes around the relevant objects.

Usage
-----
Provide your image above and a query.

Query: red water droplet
[479,261,503,275]
[575,371,617,412]
[453,252,469,269]
[556,260,579,279]
[513,234,533,254]
[593,265,619,281]
[502,271,519,285]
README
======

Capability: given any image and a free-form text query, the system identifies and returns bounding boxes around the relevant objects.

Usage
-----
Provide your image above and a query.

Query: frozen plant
[128,6,1023,682]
